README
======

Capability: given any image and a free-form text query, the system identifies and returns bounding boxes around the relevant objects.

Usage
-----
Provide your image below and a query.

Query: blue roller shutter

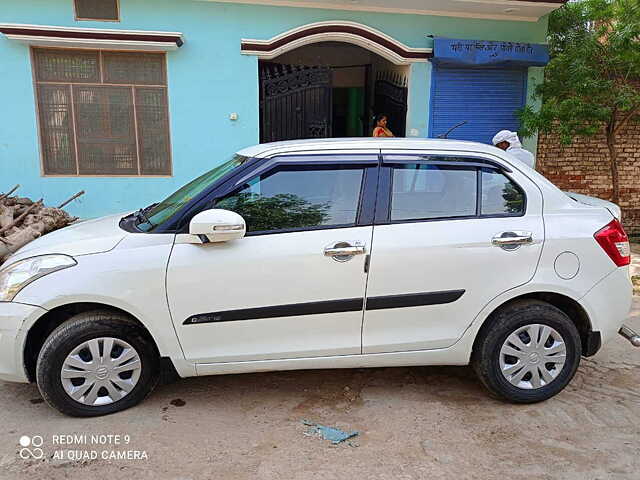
[429,67,527,144]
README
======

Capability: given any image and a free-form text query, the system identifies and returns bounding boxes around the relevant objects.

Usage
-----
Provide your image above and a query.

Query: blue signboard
[432,38,549,67]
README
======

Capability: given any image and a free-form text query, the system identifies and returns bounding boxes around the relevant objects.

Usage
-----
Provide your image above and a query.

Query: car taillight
[594,219,631,267]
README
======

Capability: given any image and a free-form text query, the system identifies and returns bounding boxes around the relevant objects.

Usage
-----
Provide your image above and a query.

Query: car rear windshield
[137,154,250,232]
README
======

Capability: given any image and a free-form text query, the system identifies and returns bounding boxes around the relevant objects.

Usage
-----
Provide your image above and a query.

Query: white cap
[492,130,518,146]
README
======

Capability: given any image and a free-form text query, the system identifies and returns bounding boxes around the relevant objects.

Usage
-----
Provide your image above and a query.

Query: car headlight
[0,255,77,302]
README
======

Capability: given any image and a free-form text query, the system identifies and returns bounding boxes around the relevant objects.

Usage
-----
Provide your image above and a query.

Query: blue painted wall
[0,0,548,218]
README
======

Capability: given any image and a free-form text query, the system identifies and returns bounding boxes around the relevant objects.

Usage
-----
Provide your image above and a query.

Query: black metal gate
[259,63,332,143]
[374,71,408,137]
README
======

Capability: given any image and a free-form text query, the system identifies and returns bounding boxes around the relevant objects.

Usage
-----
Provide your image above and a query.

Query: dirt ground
[0,299,638,480]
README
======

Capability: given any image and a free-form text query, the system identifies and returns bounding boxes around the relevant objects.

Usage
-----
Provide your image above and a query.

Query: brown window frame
[73,0,121,22]
[31,47,173,177]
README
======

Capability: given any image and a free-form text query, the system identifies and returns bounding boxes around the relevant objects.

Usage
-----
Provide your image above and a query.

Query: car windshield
[136,154,250,232]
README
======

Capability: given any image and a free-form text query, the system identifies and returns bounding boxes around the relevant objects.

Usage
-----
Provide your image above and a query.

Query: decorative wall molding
[241,21,432,65]
[207,0,565,23]
[0,23,184,51]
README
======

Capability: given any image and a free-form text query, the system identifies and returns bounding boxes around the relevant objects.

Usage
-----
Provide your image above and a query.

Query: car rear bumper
[580,267,633,348]
[0,302,46,383]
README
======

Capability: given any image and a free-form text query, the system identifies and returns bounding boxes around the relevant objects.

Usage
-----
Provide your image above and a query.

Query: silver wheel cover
[60,337,142,406]
[499,324,567,390]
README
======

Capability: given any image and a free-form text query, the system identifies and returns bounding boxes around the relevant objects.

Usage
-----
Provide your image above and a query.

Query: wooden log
[0,227,42,262]
[58,190,85,209]
[0,243,10,262]
[0,189,86,262]
[0,184,19,203]
[0,204,16,229]
[0,199,42,235]
[23,207,72,233]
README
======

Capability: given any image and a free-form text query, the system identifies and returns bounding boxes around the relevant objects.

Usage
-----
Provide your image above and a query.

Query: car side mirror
[189,209,246,243]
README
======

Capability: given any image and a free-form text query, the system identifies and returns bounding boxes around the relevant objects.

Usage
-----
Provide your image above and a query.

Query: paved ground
[1,297,638,480]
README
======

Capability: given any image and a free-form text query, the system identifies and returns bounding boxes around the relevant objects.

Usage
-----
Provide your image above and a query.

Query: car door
[167,153,378,364]
[362,150,544,353]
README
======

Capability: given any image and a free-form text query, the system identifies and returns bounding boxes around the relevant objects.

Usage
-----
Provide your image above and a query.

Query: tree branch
[613,103,640,135]
[58,190,85,209]
[0,185,19,203]
[607,107,617,138]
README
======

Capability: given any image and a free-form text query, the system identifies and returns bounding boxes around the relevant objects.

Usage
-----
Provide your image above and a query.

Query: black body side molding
[183,289,465,325]
[184,298,363,324]
[366,290,465,310]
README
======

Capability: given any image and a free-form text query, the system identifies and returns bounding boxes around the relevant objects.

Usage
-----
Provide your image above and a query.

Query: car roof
[235,137,581,212]
[236,137,507,158]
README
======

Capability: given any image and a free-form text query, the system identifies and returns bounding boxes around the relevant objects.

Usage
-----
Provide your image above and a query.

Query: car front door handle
[492,231,533,247]
[324,241,366,261]
[324,245,366,256]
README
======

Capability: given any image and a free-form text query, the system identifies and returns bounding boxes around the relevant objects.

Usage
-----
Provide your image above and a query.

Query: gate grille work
[260,63,332,143]
[374,71,408,137]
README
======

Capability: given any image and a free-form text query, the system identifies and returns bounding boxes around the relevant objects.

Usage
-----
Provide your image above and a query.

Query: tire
[472,299,581,403]
[36,310,160,417]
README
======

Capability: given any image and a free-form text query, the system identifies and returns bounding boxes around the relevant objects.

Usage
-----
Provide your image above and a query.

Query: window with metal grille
[74,0,119,21]
[33,48,171,176]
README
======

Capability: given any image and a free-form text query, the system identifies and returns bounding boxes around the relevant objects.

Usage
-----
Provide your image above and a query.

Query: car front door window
[215,166,365,233]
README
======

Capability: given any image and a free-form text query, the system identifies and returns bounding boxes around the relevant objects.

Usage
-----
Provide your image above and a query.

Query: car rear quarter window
[391,164,477,221]
[481,168,525,215]
[215,166,364,233]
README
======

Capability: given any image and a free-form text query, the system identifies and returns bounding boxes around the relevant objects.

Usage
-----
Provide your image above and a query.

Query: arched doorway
[259,42,409,142]
[241,22,430,142]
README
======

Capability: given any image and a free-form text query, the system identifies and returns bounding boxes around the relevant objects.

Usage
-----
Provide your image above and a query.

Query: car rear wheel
[36,310,160,417]
[472,299,581,403]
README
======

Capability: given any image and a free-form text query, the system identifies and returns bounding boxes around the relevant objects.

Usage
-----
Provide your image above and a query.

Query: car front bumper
[0,302,46,383]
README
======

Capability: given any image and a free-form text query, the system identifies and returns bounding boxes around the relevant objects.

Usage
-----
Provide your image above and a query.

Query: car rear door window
[391,164,477,221]
[215,166,365,233]
[481,168,525,215]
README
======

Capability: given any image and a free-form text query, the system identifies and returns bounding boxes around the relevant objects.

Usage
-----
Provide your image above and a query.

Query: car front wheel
[472,299,582,403]
[36,310,160,417]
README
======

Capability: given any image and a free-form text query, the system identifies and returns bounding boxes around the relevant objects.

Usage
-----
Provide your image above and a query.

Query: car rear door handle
[492,231,533,247]
[324,241,366,261]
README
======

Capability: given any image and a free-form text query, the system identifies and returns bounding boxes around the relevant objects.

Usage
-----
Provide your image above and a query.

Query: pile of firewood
[0,185,85,263]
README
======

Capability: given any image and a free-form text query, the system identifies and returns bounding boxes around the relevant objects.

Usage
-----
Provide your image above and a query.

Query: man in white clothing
[491,130,535,169]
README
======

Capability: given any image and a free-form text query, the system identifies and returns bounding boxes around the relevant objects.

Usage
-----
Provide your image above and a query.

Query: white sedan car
[0,138,635,417]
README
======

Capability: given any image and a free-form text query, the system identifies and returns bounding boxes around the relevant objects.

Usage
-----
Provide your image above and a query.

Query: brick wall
[536,118,640,239]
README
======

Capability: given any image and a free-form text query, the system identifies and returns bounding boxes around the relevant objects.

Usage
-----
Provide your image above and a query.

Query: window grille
[33,48,171,176]
[34,49,100,83]
[74,0,119,21]
[102,52,166,85]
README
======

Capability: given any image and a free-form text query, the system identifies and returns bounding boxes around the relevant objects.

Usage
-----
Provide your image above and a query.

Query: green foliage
[216,192,330,232]
[519,0,640,144]
[502,182,525,214]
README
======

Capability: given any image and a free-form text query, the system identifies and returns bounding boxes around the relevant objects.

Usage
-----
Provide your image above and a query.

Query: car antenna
[437,121,468,139]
